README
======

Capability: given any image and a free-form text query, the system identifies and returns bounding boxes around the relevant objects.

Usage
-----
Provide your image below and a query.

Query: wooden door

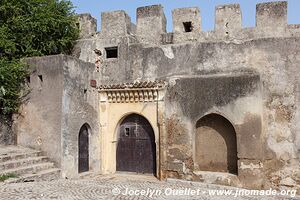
[79,125,89,173]
[116,114,156,175]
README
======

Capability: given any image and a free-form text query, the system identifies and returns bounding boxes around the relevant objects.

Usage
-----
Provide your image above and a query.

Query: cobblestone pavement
[0,174,299,200]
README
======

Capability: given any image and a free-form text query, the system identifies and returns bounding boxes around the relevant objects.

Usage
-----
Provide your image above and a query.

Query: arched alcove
[195,114,238,174]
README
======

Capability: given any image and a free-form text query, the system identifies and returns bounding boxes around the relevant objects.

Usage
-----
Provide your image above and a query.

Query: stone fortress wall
[12,1,300,193]
[72,1,300,191]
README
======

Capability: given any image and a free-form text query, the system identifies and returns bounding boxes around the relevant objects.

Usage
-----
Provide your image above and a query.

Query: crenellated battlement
[172,7,201,33]
[256,1,287,28]
[77,13,97,38]
[77,1,299,44]
[101,10,136,37]
[136,5,167,44]
[215,4,242,31]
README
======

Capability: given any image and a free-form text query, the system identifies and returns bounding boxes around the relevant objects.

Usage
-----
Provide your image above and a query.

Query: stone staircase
[0,145,61,183]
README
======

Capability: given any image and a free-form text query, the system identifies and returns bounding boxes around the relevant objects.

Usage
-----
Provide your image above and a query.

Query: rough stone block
[238,159,265,189]
[215,4,242,32]
[77,14,97,38]
[101,10,133,37]
[256,1,287,28]
[136,5,166,44]
[167,161,183,172]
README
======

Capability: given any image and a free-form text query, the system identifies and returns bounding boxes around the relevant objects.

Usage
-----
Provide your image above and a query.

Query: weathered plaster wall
[15,55,100,178]
[164,74,262,188]
[16,55,64,166]
[125,38,300,190]
[60,56,99,178]
[73,36,136,84]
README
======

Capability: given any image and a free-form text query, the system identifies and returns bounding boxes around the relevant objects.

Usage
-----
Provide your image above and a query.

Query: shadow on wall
[195,113,238,174]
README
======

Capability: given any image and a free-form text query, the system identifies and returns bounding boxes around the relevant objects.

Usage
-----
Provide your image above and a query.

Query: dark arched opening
[195,114,238,174]
[116,114,156,175]
[78,124,89,173]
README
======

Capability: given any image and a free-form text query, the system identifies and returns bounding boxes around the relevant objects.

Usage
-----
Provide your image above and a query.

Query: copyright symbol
[112,188,121,195]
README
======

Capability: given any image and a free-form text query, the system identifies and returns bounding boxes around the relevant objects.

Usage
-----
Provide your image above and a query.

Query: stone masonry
[8,1,300,194]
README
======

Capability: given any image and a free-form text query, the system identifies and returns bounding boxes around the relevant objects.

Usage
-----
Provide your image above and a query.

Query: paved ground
[0,174,299,200]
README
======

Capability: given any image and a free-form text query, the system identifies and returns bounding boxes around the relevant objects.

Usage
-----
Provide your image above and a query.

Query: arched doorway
[195,114,238,174]
[116,114,156,175]
[78,124,89,173]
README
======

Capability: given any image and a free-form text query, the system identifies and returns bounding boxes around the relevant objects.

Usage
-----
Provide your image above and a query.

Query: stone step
[192,171,242,188]
[0,162,54,176]
[0,151,42,163]
[0,145,61,183]
[0,156,48,171]
[4,168,61,183]
[78,171,95,179]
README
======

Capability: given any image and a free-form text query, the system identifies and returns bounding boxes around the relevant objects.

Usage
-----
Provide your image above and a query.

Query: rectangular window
[183,22,193,32]
[105,47,118,58]
[38,75,43,82]
[26,76,31,83]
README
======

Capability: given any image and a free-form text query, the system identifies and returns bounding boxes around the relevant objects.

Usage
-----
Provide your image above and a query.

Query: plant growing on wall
[0,0,79,117]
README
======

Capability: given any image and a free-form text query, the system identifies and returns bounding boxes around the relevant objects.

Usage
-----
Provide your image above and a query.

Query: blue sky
[70,0,300,32]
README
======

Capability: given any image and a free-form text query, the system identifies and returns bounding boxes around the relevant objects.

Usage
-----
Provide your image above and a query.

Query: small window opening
[125,127,130,136]
[105,47,118,58]
[183,22,193,32]
[26,76,30,83]
[76,22,80,29]
[38,75,43,82]
[84,89,87,94]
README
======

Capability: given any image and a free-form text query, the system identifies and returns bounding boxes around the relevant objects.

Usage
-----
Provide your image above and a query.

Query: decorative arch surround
[98,80,166,178]
[194,113,238,174]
